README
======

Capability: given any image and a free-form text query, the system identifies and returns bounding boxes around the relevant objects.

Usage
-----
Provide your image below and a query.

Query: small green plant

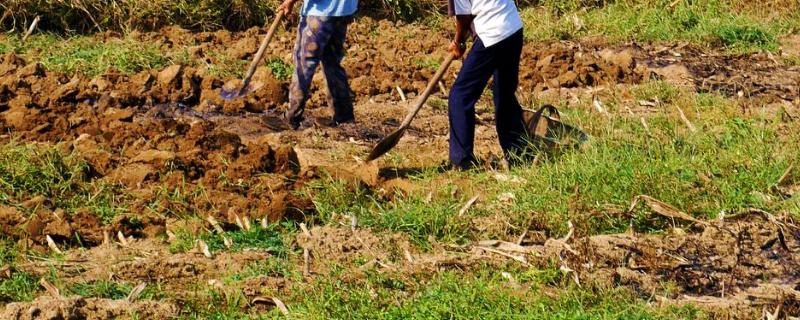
[631,81,681,103]
[206,50,247,78]
[66,280,132,300]
[715,25,776,49]
[427,97,447,110]
[202,224,287,255]
[0,272,39,302]
[268,58,293,81]
[414,58,440,71]
[227,258,295,283]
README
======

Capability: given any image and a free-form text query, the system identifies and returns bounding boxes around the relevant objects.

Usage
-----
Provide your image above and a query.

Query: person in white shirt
[447,0,527,169]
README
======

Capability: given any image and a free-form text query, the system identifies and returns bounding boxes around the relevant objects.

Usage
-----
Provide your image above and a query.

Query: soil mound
[548,210,800,318]
[2,297,178,320]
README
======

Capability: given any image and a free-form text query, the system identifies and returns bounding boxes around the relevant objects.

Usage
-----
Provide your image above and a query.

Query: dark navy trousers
[448,29,526,168]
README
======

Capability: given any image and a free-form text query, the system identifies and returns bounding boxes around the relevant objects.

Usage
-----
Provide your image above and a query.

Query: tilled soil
[1,21,800,318]
[564,211,800,318]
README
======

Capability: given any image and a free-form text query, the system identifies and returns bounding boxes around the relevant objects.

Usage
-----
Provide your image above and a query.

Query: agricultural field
[0,0,799,319]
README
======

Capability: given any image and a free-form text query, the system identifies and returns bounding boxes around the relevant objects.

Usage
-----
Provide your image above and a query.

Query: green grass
[414,57,441,71]
[168,220,291,255]
[0,34,170,77]
[175,266,705,319]
[521,0,799,52]
[0,142,126,222]
[0,272,39,302]
[2,1,798,80]
[286,270,704,319]
[306,82,799,243]
[66,280,133,300]
[226,258,296,283]
[205,49,248,79]
[267,58,293,81]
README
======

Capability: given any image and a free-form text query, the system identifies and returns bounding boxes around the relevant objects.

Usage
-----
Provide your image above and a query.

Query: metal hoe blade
[220,85,252,100]
[365,128,406,162]
[366,55,455,162]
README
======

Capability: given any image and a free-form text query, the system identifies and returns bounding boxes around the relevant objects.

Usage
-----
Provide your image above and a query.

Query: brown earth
[2,297,178,320]
[2,21,800,318]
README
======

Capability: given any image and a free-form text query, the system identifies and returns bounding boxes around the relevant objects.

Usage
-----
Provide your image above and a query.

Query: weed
[307,85,799,239]
[267,58,293,81]
[226,258,296,284]
[0,238,19,266]
[414,58,441,71]
[0,272,39,302]
[0,141,126,222]
[287,270,704,319]
[632,81,681,103]
[66,280,132,300]
[715,24,776,49]
[521,0,792,52]
[205,50,247,78]
[169,219,290,255]
[427,97,448,110]
[204,224,289,255]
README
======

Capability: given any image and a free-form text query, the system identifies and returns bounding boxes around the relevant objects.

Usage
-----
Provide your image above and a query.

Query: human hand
[448,41,466,59]
[278,0,298,15]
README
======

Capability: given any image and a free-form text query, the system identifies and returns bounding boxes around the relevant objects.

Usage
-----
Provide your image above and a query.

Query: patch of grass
[632,81,681,103]
[267,58,293,81]
[0,142,126,222]
[522,0,794,51]
[228,258,292,281]
[2,0,280,32]
[205,50,247,79]
[66,280,132,300]
[0,34,169,76]
[179,287,255,320]
[62,279,163,301]
[305,176,469,246]
[427,97,448,110]
[0,239,19,266]
[202,225,288,254]
[287,270,704,319]
[169,220,291,256]
[147,182,210,219]
[414,58,441,71]
[715,24,775,49]
[0,272,39,302]
[307,84,799,240]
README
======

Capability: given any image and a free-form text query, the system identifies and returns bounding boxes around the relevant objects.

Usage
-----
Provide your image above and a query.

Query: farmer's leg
[286,16,334,127]
[448,38,496,169]
[320,16,355,123]
[491,29,527,157]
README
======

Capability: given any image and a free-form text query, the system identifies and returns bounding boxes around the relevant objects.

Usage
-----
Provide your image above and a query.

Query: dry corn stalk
[243,216,252,231]
[303,248,311,277]
[458,196,479,216]
[39,278,60,298]
[234,215,244,230]
[127,283,147,302]
[45,235,62,254]
[117,231,129,246]
[675,105,697,132]
[21,15,40,42]
[272,297,290,316]
[206,216,225,234]
[198,240,212,258]
[299,223,311,237]
[630,195,710,227]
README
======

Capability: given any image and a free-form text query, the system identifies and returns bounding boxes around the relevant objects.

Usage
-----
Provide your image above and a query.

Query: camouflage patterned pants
[286,15,354,125]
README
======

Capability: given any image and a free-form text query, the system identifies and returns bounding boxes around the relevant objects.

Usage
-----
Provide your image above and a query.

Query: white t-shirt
[451,0,523,47]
